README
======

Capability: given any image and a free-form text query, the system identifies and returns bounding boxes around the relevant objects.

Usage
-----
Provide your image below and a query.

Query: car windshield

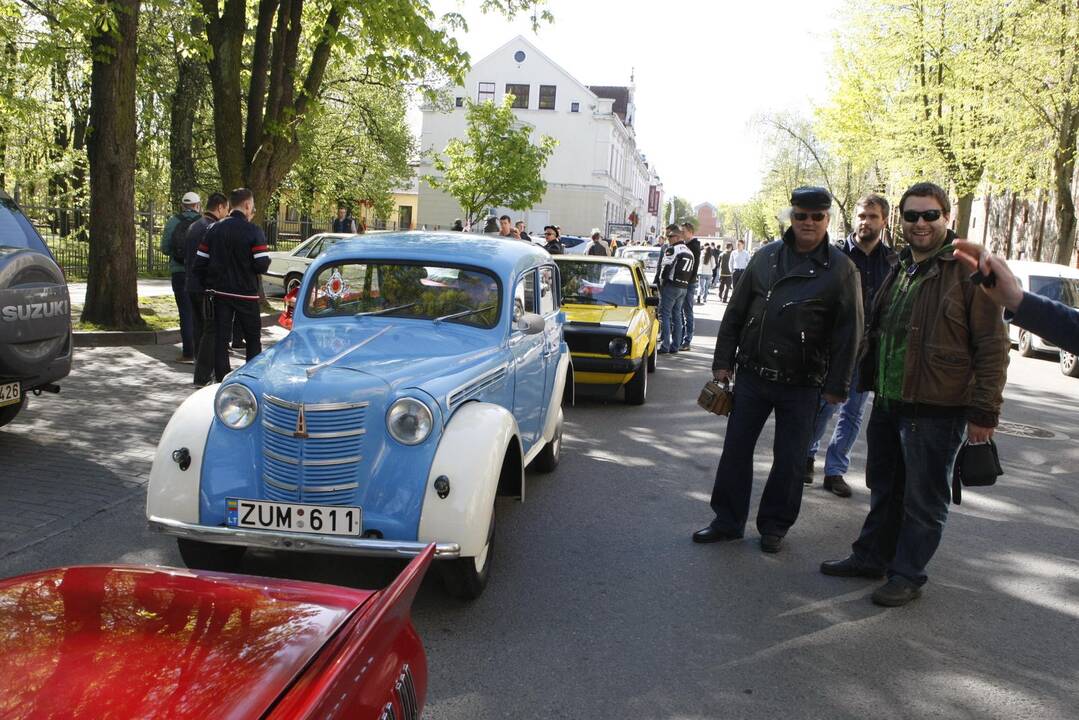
[623,249,660,262]
[558,261,640,306]
[1030,275,1079,308]
[304,261,501,328]
[0,197,51,254]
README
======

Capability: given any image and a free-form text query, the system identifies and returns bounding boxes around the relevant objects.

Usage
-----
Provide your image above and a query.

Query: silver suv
[0,190,72,427]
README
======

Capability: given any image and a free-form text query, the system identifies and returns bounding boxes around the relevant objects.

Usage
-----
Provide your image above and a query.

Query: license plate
[0,382,20,408]
[226,498,361,536]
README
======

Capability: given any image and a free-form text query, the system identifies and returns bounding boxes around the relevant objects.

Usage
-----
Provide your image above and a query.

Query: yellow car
[554,255,660,405]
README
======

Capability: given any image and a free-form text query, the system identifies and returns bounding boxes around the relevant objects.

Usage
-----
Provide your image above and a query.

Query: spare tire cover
[0,247,71,377]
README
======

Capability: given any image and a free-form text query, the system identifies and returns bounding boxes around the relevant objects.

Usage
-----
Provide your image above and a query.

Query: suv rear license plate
[226,498,361,536]
[0,382,20,408]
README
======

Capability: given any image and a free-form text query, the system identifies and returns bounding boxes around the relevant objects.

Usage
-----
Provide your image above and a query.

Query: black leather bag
[951,439,1003,505]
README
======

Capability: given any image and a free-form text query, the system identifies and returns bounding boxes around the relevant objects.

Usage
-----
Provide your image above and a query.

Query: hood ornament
[294,405,308,438]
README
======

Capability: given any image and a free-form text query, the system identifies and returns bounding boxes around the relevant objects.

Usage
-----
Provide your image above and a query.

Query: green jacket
[160,209,201,275]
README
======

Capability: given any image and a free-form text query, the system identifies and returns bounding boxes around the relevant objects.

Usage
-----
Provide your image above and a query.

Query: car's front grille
[564,331,630,357]
[261,395,367,503]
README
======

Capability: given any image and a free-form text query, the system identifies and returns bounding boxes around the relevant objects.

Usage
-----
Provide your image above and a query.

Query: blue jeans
[681,281,697,344]
[171,272,193,357]
[851,404,966,585]
[709,369,821,537]
[696,274,712,302]
[658,283,687,351]
[807,367,870,476]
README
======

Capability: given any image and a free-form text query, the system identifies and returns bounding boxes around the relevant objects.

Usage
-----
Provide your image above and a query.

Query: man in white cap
[160,191,202,363]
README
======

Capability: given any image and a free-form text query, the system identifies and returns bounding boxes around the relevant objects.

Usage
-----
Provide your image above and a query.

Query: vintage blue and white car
[147,232,570,599]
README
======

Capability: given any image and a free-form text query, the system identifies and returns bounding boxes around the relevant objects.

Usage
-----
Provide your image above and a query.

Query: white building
[417,36,663,241]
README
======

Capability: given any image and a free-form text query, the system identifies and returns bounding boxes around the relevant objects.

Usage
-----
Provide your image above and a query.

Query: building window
[477,82,495,103]
[505,83,529,108]
[539,85,556,110]
[570,101,580,113]
[455,96,464,107]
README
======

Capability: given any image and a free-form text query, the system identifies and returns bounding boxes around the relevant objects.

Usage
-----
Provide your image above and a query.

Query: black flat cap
[790,186,832,210]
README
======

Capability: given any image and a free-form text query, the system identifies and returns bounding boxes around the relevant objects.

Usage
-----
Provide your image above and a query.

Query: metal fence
[19,204,401,279]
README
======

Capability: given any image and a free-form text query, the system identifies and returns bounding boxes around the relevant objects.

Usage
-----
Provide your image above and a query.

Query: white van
[1006,260,1079,377]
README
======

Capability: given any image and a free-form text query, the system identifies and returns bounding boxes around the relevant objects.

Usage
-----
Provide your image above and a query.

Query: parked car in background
[0,547,433,719]
[149,232,570,600]
[554,255,658,405]
[616,245,661,276]
[0,189,71,429]
[1006,260,1079,377]
[559,235,588,255]
[263,232,354,296]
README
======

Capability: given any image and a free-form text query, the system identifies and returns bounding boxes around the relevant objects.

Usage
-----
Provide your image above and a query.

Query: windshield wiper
[563,293,618,306]
[355,302,417,317]
[433,304,496,324]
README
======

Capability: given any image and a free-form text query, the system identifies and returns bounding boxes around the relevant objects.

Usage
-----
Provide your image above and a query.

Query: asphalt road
[1,301,1077,719]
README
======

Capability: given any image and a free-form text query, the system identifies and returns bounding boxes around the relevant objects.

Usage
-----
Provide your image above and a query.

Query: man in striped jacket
[194,187,271,382]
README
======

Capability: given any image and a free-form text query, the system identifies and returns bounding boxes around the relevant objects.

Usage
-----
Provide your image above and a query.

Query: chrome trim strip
[263,476,299,492]
[302,482,359,493]
[447,364,509,407]
[302,455,361,467]
[306,326,393,378]
[263,448,299,465]
[262,420,295,436]
[307,427,366,439]
[304,400,370,412]
[148,516,461,559]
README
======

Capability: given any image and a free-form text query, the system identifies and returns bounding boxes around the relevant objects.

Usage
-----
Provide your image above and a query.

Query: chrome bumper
[148,515,461,559]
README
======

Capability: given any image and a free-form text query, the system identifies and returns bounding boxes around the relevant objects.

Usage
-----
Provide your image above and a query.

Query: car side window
[513,270,537,324]
[539,266,558,315]
[305,238,325,258]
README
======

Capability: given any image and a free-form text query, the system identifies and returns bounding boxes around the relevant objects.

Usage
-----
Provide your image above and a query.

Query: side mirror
[645,296,659,307]
[517,312,546,335]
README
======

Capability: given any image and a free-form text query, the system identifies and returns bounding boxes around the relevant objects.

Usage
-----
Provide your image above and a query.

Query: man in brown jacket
[820,182,1009,607]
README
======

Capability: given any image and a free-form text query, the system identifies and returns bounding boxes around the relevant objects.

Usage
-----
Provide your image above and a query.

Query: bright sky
[416,0,845,206]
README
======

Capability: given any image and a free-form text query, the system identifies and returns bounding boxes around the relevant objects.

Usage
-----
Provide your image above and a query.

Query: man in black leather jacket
[693,187,863,554]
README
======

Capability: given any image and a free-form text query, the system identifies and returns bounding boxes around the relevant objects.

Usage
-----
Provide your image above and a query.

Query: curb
[74,311,280,348]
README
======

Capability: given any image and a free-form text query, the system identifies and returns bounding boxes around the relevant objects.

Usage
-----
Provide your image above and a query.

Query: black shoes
[692,526,742,544]
[823,475,852,497]
[820,555,885,579]
[760,534,783,554]
[804,457,814,485]
[679,343,691,351]
[871,576,923,607]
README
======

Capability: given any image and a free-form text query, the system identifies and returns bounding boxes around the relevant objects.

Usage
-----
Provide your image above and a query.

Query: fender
[417,402,520,558]
[146,385,217,524]
[528,351,569,466]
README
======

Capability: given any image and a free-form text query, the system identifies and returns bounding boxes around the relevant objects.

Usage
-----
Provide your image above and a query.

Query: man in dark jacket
[185,192,229,386]
[194,188,271,382]
[679,222,702,348]
[160,192,202,363]
[542,225,564,254]
[332,207,358,233]
[805,194,897,497]
[693,187,862,554]
[717,243,734,302]
[821,183,1009,607]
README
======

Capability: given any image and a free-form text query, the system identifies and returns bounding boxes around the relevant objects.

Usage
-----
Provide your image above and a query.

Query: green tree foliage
[425,95,556,225]
[661,196,694,227]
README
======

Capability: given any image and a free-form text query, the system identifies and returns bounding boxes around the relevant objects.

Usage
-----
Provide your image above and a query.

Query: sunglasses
[792,212,827,222]
[902,209,943,223]
[544,232,556,237]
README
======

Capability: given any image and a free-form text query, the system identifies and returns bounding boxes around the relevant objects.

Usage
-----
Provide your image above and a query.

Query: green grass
[72,295,181,332]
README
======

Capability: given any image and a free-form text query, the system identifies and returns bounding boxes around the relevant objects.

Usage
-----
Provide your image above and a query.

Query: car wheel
[1018,330,1035,357]
[439,511,494,600]
[0,395,25,429]
[177,538,246,572]
[646,341,657,373]
[533,414,562,473]
[625,362,647,405]
[284,273,303,295]
[1061,351,1079,378]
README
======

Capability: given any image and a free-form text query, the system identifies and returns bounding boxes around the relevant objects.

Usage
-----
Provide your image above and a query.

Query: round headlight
[215,384,258,429]
[609,337,630,357]
[387,397,434,445]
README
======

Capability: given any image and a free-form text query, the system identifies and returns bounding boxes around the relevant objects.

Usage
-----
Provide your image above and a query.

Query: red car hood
[0,565,374,720]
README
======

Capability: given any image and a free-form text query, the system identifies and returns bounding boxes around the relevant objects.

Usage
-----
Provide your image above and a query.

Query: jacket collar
[781,227,831,267]
[844,231,894,258]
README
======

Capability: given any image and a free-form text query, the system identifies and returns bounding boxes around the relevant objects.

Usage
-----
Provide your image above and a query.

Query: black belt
[737,360,805,385]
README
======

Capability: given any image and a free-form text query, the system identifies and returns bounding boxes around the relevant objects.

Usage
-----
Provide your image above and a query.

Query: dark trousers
[213,296,262,382]
[851,404,965,585]
[709,369,820,537]
[189,292,215,385]
[717,276,733,302]
[171,273,193,357]
[731,269,745,291]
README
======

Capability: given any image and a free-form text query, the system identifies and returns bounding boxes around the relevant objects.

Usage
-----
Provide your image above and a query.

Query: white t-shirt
[731,249,751,270]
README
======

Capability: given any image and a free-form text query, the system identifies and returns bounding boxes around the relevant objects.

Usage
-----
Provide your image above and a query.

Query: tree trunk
[1004,192,1018,259]
[1052,110,1078,266]
[82,0,145,329]
[1033,189,1048,262]
[169,18,204,208]
[954,193,974,239]
[0,42,14,190]
[202,0,248,191]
